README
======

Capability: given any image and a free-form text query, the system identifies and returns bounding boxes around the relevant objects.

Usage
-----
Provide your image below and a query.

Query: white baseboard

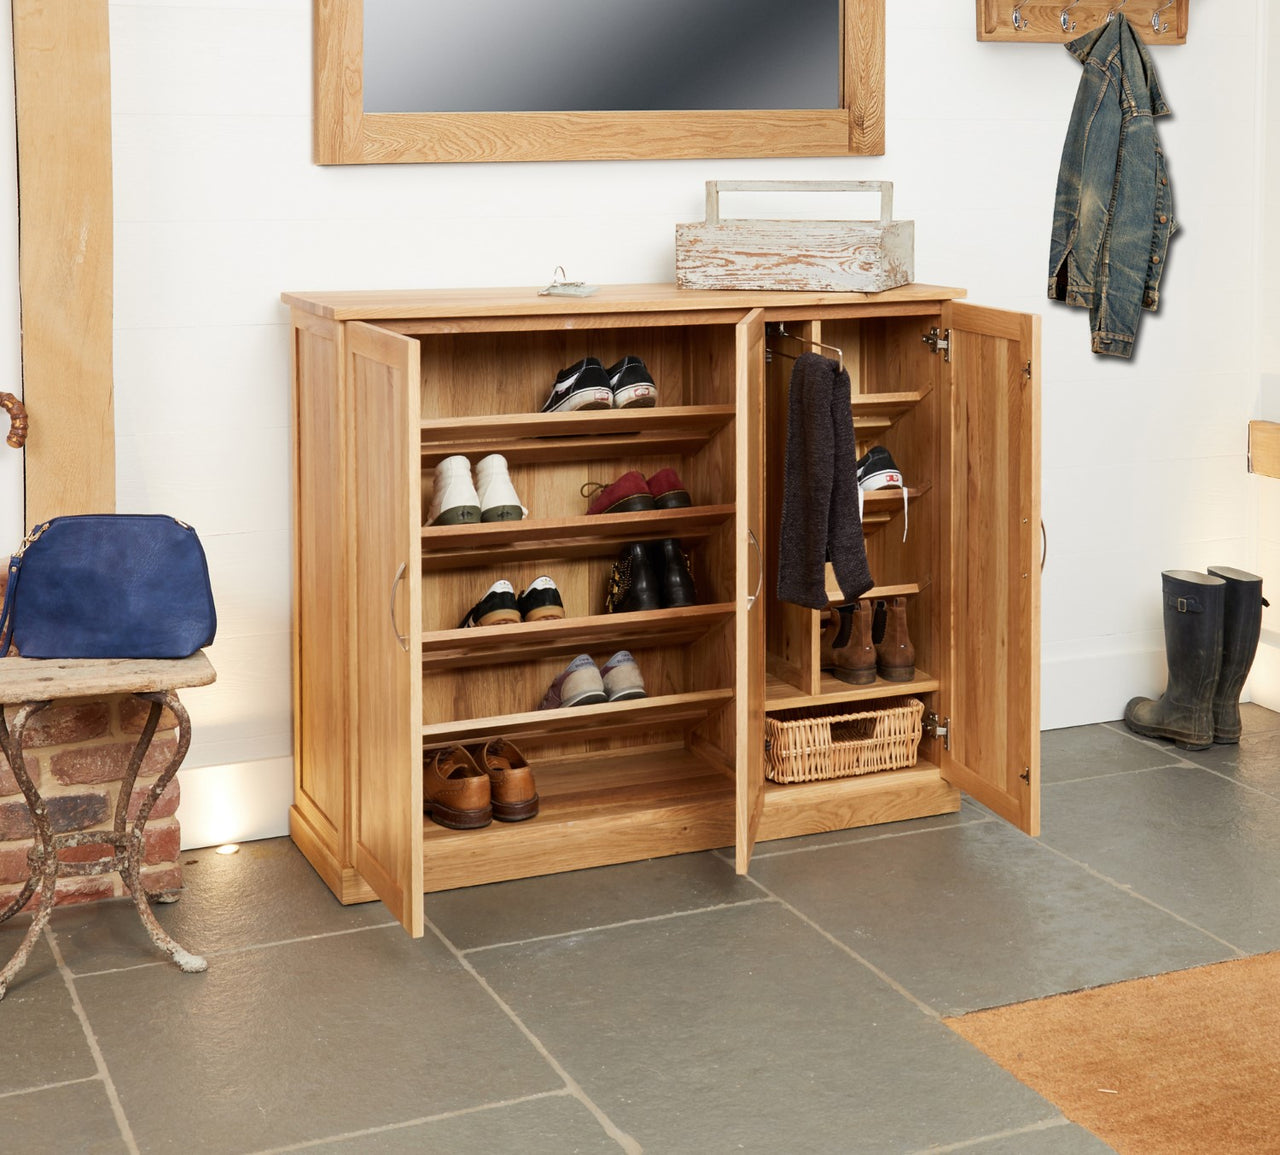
[177,756,293,850]
[1043,641,1280,730]
[1247,639,1280,712]
[1042,651,1155,730]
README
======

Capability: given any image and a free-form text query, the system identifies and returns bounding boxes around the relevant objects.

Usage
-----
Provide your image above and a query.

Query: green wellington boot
[1124,570,1226,751]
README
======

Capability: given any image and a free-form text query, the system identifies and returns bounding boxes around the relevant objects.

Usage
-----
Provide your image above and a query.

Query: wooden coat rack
[977,0,1188,43]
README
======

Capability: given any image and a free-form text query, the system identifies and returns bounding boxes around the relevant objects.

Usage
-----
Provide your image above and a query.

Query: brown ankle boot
[832,602,877,685]
[875,597,915,681]
[820,607,850,670]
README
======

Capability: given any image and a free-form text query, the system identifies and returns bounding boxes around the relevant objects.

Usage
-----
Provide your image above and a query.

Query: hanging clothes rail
[766,324,845,373]
[977,0,1187,43]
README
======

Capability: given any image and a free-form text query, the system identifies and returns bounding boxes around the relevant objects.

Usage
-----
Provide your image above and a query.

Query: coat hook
[1060,0,1081,32]
[1011,2,1031,31]
[1106,0,1128,21]
[1151,0,1173,33]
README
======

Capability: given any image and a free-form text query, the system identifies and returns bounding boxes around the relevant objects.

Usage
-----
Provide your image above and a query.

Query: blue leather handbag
[0,514,217,659]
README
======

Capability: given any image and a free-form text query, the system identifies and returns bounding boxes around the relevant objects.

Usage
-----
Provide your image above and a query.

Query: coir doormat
[944,952,1280,1154]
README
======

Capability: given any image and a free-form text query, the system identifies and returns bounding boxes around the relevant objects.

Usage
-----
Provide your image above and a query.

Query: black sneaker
[517,576,565,622]
[856,445,909,542]
[855,445,903,491]
[458,580,520,628]
[605,357,657,409]
[542,357,613,414]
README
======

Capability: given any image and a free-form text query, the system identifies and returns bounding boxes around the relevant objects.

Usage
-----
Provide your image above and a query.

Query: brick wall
[0,572,184,908]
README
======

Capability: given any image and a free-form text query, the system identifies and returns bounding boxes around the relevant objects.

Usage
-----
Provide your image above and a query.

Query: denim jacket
[1048,16,1177,358]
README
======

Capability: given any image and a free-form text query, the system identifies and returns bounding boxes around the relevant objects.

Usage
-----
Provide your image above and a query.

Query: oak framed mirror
[314,0,885,164]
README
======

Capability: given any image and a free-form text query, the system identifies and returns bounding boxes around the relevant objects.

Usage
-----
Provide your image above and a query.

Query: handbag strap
[0,555,19,656]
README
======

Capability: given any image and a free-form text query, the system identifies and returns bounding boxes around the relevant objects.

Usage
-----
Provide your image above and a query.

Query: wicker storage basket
[764,697,924,784]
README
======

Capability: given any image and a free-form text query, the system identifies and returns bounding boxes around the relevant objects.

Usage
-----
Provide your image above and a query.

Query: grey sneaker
[539,654,606,710]
[600,651,646,702]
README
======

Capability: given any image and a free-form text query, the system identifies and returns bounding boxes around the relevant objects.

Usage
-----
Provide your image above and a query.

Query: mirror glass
[363,0,840,114]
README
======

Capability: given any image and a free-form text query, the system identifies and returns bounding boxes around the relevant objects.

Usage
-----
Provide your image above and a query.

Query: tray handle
[705,180,894,226]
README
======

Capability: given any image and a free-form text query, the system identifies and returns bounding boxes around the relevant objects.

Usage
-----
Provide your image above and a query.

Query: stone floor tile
[427,851,759,952]
[0,1079,129,1153]
[1237,702,1280,735]
[50,838,392,975]
[1040,765,1280,952]
[750,819,1230,1016]
[0,930,99,1093]
[1040,722,1184,783]
[1174,730,1280,800]
[74,925,561,1154]
[470,902,1062,1154]
[746,802,991,859]
[294,1092,622,1153]
[942,1119,1115,1153]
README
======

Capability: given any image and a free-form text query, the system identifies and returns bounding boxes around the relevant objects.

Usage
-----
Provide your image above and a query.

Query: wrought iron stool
[0,652,215,999]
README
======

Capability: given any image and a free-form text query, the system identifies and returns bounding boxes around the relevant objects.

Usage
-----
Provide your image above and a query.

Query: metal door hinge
[923,327,950,360]
[1020,767,1032,784]
[924,711,951,751]
[1023,361,1032,382]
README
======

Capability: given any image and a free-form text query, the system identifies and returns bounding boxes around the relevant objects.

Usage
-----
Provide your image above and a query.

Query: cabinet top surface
[281,282,967,321]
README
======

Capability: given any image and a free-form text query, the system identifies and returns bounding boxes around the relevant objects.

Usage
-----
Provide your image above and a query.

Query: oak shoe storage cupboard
[283,284,1040,937]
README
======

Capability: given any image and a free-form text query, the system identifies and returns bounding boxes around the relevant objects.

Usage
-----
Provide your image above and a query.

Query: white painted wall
[103,1,1269,847]
[1251,2,1280,708]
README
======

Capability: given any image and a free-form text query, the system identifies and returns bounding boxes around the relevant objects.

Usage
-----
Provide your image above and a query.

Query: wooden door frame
[12,0,115,524]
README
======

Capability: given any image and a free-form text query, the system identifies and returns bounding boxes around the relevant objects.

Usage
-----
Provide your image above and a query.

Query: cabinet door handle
[389,562,408,652]
[746,530,764,611]
[1040,519,1047,574]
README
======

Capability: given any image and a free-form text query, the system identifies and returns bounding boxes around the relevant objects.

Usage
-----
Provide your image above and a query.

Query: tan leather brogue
[423,746,492,829]
[467,738,538,822]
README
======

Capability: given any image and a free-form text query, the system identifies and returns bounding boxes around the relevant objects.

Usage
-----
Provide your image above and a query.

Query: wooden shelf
[421,505,736,570]
[850,389,930,440]
[421,604,736,670]
[860,484,929,530]
[765,668,940,711]
[823,577,921,608]
[421,405,735,467]
[420,745,735,892]
[422,688,735,748]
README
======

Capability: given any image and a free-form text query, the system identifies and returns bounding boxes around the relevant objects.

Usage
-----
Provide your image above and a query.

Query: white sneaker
[475,454,527,522]
[427,455,481,526]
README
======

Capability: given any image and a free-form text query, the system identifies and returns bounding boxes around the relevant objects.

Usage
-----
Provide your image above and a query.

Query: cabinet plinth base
[290,805,378,906]
[756,763,961,843]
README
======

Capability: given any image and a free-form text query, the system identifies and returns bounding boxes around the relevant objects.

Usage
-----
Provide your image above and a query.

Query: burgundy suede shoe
[646,468,692,509]
[582,471,657,516]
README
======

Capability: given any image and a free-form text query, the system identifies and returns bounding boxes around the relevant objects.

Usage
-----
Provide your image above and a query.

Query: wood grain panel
[758,764,960,841]
[314,0,885,163]
[348,321,423,936]
[977,0,1188,44]
[14,0,114,522]
[419,747,735,892]
[292,316,350,843]
[940,302,1040,835]
[735,310,767,871]
[282,283,965,323]
[1249,421,1280,480]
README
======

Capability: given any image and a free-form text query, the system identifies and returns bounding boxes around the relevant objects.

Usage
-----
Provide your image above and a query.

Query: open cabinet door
[348,321,424,935]
[735,309,766,872]
[940,302,1041,836]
